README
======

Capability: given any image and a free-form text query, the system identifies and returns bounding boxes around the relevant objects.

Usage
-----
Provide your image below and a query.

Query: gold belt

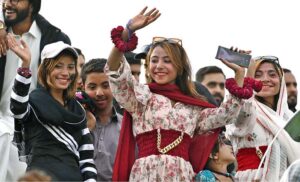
[156,128,184,154]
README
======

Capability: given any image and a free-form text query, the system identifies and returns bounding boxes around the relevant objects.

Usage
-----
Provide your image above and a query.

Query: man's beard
[213,93,224,106]
[4,7,30,27]
[288,95,297,110]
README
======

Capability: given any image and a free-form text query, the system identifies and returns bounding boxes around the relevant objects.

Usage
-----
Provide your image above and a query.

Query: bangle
[126,19,133,38]
[243,77,263,92]
[111,26,138,52]
[17,67,31,78]
[225,78,253,99]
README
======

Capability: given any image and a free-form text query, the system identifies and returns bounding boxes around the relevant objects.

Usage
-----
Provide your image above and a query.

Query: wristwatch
[0,21,6,30]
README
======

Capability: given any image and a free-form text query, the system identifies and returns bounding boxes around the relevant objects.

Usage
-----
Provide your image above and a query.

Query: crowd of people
[0,1,299,182]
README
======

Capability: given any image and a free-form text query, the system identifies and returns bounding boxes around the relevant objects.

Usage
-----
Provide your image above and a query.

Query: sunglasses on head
[255,56,280,66]
[152,36,182,46]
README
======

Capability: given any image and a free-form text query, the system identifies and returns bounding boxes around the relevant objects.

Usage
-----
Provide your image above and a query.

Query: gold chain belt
[156,128,184,154]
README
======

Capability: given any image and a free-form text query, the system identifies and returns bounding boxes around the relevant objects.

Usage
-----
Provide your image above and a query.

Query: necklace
[210,169,232,178]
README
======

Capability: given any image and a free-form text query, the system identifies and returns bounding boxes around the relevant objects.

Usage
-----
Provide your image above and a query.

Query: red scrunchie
[243,77,263,92]
[17,67,32,78]
[226,78,253,99]
[111,26,138,52]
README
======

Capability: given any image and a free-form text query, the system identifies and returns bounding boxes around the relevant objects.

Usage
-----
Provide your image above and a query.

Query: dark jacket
[0,14,71,101]
[11,73,97,181]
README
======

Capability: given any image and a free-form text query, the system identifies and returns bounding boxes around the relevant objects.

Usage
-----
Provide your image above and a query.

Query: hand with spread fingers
[7,33,31,67]
[108,6,161,71]
[127,6,161,32]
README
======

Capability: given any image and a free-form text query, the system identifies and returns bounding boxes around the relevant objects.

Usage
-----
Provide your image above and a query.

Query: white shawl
[253,77,300,181]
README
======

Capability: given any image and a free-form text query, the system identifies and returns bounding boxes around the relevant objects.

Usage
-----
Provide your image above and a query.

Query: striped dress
[10,70,97,181]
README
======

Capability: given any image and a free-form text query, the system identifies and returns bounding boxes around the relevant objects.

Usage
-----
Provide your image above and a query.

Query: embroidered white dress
[105,59,243,181]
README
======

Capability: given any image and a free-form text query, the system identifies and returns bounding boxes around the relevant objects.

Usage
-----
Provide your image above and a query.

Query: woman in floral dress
[106,7,252,181]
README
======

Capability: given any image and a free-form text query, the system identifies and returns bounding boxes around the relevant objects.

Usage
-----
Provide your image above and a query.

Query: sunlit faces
[49,55,76,91]
[149,46,177,85]
[130,64,141,82]
[201,73,225,106]
[83,72,113,111]
[285,72,298,107]
[255,62,281,98]
[3,0,32,26]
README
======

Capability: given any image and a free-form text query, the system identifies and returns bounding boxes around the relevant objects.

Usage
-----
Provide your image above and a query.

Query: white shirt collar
[8,20,40,38]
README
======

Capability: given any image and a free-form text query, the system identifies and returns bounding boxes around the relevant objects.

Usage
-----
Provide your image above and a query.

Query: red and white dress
[226,76,300,182]
[105,59,244,181]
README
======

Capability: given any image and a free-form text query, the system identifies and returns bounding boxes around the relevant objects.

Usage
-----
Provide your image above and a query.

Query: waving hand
[7,33,31,67]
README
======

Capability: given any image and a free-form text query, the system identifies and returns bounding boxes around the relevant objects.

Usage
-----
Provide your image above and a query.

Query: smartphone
[215,46,251,68]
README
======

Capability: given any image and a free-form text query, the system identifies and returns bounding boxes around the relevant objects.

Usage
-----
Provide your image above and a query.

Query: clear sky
[41,0,299,109]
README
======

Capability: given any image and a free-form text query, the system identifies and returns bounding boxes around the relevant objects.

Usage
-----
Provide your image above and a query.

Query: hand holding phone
[215,46,251,68]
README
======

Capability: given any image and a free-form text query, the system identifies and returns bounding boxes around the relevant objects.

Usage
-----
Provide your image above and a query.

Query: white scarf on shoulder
[254,77,300,181]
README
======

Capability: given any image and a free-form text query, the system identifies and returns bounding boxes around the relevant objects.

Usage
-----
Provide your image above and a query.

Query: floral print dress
[225,96,294,181]
[105,59,243,181]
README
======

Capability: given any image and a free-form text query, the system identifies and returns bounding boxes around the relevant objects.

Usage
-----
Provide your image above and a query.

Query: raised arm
[8,33,32,119]
[197,47,259,132]
[107,7,160,71]
[220,47,250,87]
[106,7,160,113]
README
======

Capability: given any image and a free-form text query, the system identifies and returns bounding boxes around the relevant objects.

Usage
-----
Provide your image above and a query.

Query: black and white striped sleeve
[78,127,97,181]
[10,71,31,120]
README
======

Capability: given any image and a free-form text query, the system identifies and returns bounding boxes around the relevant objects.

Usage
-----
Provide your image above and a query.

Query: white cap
[41,41,78,61]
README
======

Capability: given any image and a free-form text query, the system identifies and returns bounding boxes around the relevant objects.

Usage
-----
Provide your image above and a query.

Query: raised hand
[127,7,161,32]
[221,47,251,87]
[7,33,31,67]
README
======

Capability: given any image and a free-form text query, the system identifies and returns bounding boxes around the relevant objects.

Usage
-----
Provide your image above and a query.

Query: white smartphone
[215,46,251,68]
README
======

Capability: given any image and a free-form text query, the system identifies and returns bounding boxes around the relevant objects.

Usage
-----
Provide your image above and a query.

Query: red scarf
[112,83,220,181]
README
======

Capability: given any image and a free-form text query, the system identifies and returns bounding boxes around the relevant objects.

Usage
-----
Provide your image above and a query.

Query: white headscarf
[253,64,300,181]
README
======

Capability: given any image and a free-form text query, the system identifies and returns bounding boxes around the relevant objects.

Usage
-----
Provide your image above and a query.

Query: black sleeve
[78,127,97,181]
[10,72,31,120]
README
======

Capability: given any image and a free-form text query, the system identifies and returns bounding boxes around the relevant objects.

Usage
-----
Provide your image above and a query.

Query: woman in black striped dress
[7,33,97,181]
